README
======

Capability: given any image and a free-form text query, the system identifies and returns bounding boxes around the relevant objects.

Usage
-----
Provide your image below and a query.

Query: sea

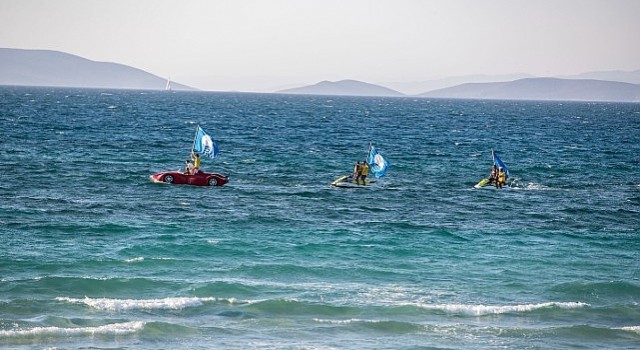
[1,86,639,349]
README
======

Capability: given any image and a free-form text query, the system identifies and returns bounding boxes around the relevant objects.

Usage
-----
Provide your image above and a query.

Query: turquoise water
[1,86,639,349]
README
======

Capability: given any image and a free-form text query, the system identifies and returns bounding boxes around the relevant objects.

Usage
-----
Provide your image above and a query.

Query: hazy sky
[1,0,639,91]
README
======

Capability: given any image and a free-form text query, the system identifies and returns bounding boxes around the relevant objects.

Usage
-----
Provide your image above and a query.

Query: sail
[193,126,219,159]
[367,145,389,178]
[492,150,509,179]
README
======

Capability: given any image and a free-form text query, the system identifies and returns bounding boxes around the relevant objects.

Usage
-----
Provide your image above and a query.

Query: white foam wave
[523,182,552,190]
[314,318,382,325]
[413,301,588,315]
[618,326,640,334]
[57,296,218,311]
[0,321,144,337]
[124,257,144,263]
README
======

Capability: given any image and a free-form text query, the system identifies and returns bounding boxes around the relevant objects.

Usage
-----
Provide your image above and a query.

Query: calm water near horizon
[1,86,639,349]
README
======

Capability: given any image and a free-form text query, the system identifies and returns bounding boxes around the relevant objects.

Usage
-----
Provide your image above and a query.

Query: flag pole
[188,125,201,169]
[192,125,199,154]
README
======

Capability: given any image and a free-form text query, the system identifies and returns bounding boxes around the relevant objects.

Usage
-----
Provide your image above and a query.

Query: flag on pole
[492,150,509,180]
[193,126,219,159]
[367,145,390,178]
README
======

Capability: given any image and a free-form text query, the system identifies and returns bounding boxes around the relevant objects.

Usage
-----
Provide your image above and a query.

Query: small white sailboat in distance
[165,77,172,91]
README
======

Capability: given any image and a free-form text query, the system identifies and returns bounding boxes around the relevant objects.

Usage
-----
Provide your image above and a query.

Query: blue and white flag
[193,126,219,159]
[492,150,509,179]
[367,145,390,178]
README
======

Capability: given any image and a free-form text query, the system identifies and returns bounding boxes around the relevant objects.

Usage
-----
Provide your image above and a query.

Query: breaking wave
[411,301,589,316]
[56,296,225,311]
[0,321,144,337]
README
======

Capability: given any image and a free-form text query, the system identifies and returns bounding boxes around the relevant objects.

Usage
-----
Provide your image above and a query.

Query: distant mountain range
[281,76,640,102]
[0,48,195,91]
[419,78,640,102]
[561,69,640,84]
[278,79,404,97]
[2,48,639,102]
[384,71,640,95]
[383,73,537,95]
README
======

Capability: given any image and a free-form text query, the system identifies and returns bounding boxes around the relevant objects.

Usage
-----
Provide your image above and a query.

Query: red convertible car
[150,170,228,187]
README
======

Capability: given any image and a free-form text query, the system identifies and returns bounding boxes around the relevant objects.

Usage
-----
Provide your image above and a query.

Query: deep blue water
[1,86,639,349]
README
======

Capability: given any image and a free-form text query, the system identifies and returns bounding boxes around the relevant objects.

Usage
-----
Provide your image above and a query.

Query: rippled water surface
[1,87,639,349]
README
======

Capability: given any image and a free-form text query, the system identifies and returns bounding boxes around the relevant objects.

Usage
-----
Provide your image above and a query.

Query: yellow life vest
[360,163,369,176]
[193,155,201,168]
